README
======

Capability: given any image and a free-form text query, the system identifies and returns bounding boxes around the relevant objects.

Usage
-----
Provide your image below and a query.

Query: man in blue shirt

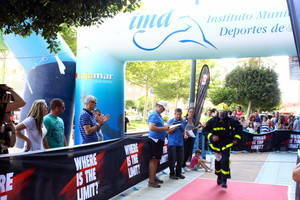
[294,115,300,132]
[79,95,103,144]
[148,100,170,188]
[167,108,185,180]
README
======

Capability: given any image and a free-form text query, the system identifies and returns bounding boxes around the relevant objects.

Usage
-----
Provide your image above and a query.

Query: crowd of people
[227,108,300,134]
[0,87,111,154]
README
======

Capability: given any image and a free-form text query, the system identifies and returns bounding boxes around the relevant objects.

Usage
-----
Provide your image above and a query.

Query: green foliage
[127,120,148,131]
[225,64,281,111]
[152,60,190,101]
[0,0,140,52]
[0,32,7,51]
[208,87,238,106]
[136,96,152,113]
[125,99,136,109]
[59,25,76,55]
[126,61,169,89]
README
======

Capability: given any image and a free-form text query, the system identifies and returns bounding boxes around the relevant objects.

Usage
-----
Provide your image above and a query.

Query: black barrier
[1,130,300,200]
[0,136,168,200]
[215,130,300,152]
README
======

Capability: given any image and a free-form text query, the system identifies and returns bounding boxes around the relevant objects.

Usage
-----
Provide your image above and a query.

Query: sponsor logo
[76,73,113,80]
[130,10,217,51]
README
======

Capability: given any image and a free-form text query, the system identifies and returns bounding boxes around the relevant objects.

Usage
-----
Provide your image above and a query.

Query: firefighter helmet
[215,103,229,111]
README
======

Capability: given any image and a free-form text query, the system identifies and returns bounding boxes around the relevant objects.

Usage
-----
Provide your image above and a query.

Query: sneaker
[192,167,199,171]
[177,174,185,179]
[205,169,213,173]
[169,175,179,180]
[148,181,161,188]
[155,177,164,184]
[182,168,186,174]
[184,167,191,172]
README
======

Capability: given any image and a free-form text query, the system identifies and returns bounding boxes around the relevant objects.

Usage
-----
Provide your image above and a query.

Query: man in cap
[202,103,242,188]
[148,100,173,188]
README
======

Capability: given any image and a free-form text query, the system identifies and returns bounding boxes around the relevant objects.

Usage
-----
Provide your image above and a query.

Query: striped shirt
[79,109,98,144]
[260,121,269,133]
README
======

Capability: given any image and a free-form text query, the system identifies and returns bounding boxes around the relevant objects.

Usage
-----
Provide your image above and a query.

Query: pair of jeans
[168,146,184,175]
[182,137,195,167]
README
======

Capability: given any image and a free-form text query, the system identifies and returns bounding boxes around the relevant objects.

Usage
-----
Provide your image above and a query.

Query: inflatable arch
[3,0,298,144]
[3,34,76,144]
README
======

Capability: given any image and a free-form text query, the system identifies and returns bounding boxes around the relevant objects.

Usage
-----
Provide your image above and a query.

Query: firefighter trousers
[215,149,231,180]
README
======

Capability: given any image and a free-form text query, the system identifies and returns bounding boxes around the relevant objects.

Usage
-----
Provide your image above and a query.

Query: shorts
[149,139,165,160]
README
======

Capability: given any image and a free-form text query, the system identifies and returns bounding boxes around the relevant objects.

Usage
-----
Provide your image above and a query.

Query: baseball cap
[156,100,168,109]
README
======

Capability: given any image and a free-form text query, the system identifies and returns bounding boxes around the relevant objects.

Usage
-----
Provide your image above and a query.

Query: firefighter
[202,103,242,188]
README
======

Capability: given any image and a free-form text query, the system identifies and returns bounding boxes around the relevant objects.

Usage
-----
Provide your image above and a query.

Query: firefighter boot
[217,176,222,185]
[221,177,227,189]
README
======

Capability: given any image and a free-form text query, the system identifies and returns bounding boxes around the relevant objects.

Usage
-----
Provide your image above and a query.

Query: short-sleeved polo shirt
[148,110,167,141]
[167,118,184,146]
[79,109,98,144]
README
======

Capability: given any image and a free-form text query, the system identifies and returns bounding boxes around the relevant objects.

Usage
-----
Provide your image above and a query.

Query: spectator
[230,110,237,120]
[267,115,274,131]
[189,150,212,172]
[260,116,269,133]
[239,116,248,130]
[16,99,48,151]
[293,115,300,132]
[93,109,110,141]
[235,106,244,120]
[286,115,295,130]
[167,108,185,180]
[0,84,26,113]
[0,85,25,127]
[277,116,285,130]
[79,95,104,144]
[182,107,198,172]
[201,109,213,127]
[271,112,279,130]
[124,112,130,133]
[254,112,261,124]
[148,100,170,188]
[0,111,16,154]
[246,122,255,133]
[43,98,67,149]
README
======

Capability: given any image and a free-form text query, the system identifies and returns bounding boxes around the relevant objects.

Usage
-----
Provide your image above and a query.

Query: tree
[59,25,77,55]
[126,61,169,121]
[208,87,238,106]
[125,99,136,109]
[152,61,190,108]
[225,64,281,114]
[0,0,140,52]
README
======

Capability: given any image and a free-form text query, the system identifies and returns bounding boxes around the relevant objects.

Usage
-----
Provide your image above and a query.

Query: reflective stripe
[207,133,212,140]
[213,127,225,131]
[234,134,241,139]
[220,169,230,175]
[221,143,233,150]
[209,143,220,151]
[215,169,230,175]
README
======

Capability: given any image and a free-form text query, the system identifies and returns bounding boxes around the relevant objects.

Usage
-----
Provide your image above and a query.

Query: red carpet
[165,178,288,200]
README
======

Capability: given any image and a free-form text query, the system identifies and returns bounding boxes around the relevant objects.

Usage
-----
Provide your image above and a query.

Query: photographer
[0,111,16,154]
[0,84,26,113]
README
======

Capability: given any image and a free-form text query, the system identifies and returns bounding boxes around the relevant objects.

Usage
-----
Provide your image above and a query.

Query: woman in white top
[16,99,48,151]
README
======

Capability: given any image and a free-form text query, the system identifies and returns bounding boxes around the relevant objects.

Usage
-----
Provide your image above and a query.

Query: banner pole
[189,60,197,108]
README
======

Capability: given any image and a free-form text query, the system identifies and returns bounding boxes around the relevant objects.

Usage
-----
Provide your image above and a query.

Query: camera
[0,84,13,100]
